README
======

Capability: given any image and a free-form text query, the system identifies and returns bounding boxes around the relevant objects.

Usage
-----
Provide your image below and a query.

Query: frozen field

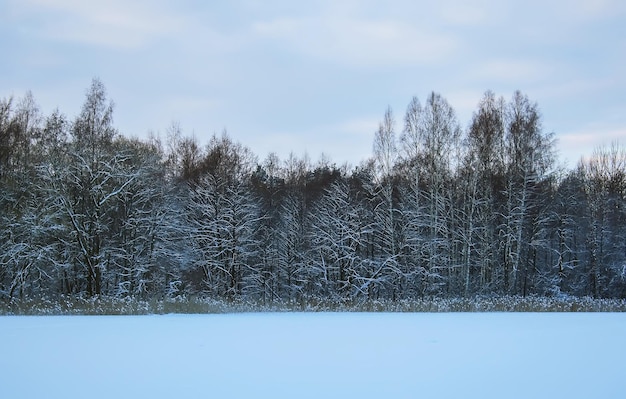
[1,313,624,399]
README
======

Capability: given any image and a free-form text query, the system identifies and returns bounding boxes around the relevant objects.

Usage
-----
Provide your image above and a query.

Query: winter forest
[2,78,625,303]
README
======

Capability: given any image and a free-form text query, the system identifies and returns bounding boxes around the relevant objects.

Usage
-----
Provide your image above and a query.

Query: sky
[1,0,625,168]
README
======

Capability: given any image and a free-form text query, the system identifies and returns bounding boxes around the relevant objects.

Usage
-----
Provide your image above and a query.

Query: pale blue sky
[1,0,625,167]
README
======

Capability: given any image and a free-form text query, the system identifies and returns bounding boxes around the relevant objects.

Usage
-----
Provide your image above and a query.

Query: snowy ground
[1,313,624,399]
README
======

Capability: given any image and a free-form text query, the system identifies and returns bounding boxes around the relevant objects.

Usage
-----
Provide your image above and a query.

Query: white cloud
[252,14,458,68]
[438,1,494,26]
[474,59,555,83]
[243,115,380,166]
[444,90,486,124]
[9,0,185,49]
[559,0,626,22]
[334,116,381,137]
[558,126,626,166]
[532,77,620,101]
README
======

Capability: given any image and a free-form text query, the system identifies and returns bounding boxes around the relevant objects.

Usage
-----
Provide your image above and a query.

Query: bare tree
[372,106,404,298]
[500,91,556,295]
[186,133,260,298]
[579,143,626,297]
[461,91,506,294]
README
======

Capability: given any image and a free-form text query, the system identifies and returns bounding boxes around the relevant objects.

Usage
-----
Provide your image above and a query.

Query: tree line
[1,79,625,302]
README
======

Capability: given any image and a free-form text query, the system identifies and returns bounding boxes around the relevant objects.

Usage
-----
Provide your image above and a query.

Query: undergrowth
[1,295,625,315]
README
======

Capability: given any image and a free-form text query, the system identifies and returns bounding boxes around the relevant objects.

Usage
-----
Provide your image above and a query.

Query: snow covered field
[1,313,624,399]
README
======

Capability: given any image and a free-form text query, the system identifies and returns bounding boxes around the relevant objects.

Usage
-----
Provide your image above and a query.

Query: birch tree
[500,91,556,295]
[372,107,403,298]
[398,93,461,295]
[461,91,506,294]
[308,178,365,299]
[187,133,260,298]
[580,143,626,297]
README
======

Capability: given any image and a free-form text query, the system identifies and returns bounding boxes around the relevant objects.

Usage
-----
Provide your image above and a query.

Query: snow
[1,313,624,398]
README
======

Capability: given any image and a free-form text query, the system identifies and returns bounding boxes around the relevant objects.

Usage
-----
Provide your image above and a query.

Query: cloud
[335,116,381,138]
[8,0,185,49]
[533,76,621,100]
[437,1,495,26]
[252,13,458,68]
[243,115,380,166]
[558,125,626,166]
[474,59,555,83]
[559,0,626,22]
[444,90,487,124]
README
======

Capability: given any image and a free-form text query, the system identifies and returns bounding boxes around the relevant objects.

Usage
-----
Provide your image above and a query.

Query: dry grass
[1,295,625,315]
